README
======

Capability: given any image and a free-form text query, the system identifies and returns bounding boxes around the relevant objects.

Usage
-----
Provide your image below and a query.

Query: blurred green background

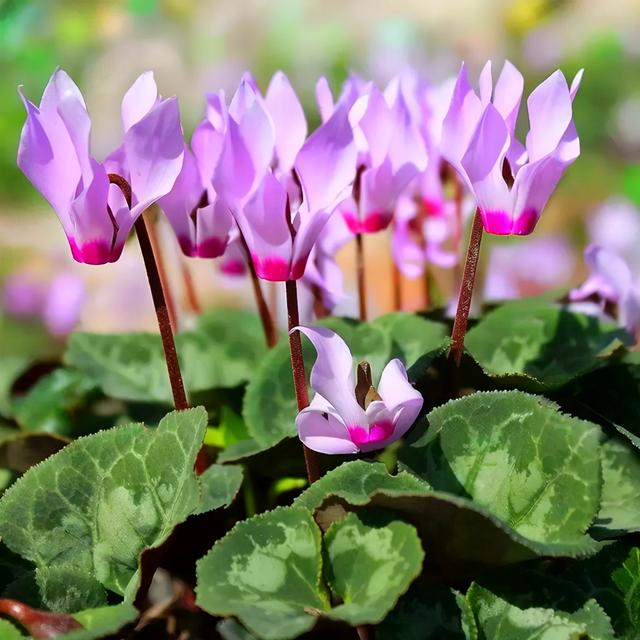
[0,0,639,338]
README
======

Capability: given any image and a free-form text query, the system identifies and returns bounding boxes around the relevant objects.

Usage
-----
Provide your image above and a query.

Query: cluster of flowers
[17,62,586,454]
[18,62,582,311]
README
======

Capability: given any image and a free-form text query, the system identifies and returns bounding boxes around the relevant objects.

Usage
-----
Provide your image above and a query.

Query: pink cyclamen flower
[159,91,234,258]
[569,245,640,336]
[213,73,357,281]
[441,61,582,235]
[294,326,423,454]
[340,77,428,233]
[18,69,184,264]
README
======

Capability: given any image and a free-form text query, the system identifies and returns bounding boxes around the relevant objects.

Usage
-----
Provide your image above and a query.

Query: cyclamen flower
[213,73,357,281]
[17,69,184,264]
[338,77,428,233]
[294,326,423,454]
[441,61,582,235]
[569,245,640,336]
[159,91,234,258]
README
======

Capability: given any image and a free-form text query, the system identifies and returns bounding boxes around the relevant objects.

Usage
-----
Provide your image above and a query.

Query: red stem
[108,174,189,412]
[285,279,321,484]
[391,248,402,312]
[356,232,367,321]
[240,237,278,349]
[145,213,178,332]
[449,208,484,367]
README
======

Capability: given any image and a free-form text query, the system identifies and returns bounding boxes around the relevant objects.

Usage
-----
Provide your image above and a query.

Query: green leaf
[65,309,268,403]
[323,511,424,625]
[11,368,98,435]
[0,620,23,640]
[612,548,640,632]
[242,317,392,449]
[465,300,629,389]
[195,463,243,515]
[400,391,603,552]
[196,506,329,640]
[63,602,138,640]
[294,460,430,512]
[0,407,207,611]
[376,586,465,639]
[371,312,448,369]
[593,439,640,538]
[461,584,615,640]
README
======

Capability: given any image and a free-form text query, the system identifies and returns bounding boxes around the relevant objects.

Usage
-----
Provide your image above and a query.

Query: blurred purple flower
[569,245,640,335]
[587,198,640,273]
[484,235,575,300]
[18,69,184,264]
[213,73,357,281]
[294,326,423,454]
[2,271,85,336]
[441,61,582,235]
[159,91,234,258]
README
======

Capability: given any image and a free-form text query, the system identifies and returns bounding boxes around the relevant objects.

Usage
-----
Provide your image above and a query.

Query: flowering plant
[1,63,639,640]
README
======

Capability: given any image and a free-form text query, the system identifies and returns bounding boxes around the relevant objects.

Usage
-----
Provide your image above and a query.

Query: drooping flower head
[213,72,357,281]
[329,76,428,234]
[18,69,184,264]
[159,91,234,258]
[441,61,582,235]
[294,326,423,454]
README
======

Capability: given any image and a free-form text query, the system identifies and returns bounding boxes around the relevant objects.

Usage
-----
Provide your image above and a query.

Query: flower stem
[145,211,178,331]
[285,279,321,484]
[449,208,484,367]
[356,232,367,321]
[391,249,402,312]
[108,174,188,410]
[135,215,189,409]
[237,233,278,348]
[180,257,202,315]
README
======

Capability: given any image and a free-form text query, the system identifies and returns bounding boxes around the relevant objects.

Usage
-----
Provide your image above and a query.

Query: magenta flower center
[347,421,394,446]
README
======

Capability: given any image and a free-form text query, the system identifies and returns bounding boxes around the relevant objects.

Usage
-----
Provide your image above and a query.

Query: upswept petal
[265,71,307,172]
[315,76,334,122]
[460,103,511,229]
[158,146,203,255]
[350,83,393,167]
[121,71,159,131]
[295,325,367,430]
[478,60,493,105]
[441,63,483,169]
[493,60,524,135]
[236,171,291,281]
[525,70,573,162]
[124,96,184,218]
[17,90,79,229]
[295,104,357,214]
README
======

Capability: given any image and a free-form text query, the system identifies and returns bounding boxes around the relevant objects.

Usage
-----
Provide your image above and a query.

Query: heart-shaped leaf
[0,407,207,611]
[465,301,629,390]
[399,391,603,552]
[612,547,640,633]
[195,463,243,515]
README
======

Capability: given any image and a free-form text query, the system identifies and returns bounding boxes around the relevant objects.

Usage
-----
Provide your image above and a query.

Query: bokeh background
[1,0,640,354]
